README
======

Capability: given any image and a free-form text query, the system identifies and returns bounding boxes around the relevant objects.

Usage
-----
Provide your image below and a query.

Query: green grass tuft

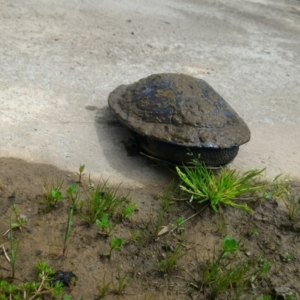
[176,157,287,213]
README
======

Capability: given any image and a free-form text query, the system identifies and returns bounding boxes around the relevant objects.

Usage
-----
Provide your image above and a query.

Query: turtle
[108,73,250,167]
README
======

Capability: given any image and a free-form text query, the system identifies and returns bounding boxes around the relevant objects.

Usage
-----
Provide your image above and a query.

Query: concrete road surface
[1,0,300,187]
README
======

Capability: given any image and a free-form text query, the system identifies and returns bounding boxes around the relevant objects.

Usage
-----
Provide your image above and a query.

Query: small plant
[66,183,83,211]
[285,295,296,300]
[43,177,64,208]
[259,258,270,278]
[109,236,124,257]
[172,216,185,233]
[222,235,239,256]
[176,157,287,213]
[0,262,64,298]
[97,274,112,298]
[78,164,85,184]
[121,202,136,219]
[2,218,21,279]
[96,214,115,236]
[3,204,27,235]
[79,181,127,225]
[201,236,270,298]
[248,226,259,237]
[97,272,129,297]
[104,236,124,258]
[284,252,292,262]
[260,296,271,300]
[128,230,141,243]
[34,261,64,297]
[158,242,185,273]
[111,272,129,295]
[286,196,300,221]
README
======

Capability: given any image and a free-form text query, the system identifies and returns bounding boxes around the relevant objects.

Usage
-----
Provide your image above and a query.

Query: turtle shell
[108,73,250,165]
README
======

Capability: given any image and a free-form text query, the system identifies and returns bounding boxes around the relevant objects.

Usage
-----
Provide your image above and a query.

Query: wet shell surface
[108,73,250,166]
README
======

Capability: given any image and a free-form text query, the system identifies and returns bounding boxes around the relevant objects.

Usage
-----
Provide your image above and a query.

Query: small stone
[274,286,292,297]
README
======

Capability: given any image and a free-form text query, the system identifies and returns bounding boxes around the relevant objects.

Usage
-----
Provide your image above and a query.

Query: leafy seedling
[33,261,64,298]
[121,202,136,220]
[222,235,239,257]
[96,214,115,236]
[104,236,124,258]
[172,216,185,233]
[66,183,83,211]
[285,252,292,262]
[43,177,64,208]
[77,164,85,184]
[2,217,21,279]
[3,204,27,236]
[251,258,270,283]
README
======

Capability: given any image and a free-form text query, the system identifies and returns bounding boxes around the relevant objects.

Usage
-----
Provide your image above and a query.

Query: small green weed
[66,183,83,211]
[247,226,259,237]
[201,236,270,298]
[97,272,129,297]
[121,202,136,219]
[97,274,112,298]
[111,272,129,295]
[96,214,115,236]
[172,216,185,233]
[286,196,300,221]
[176,157,288,213]
[158,242,185,273]
[0,262,64,299]
[260,296,271,300]
[79,181,127,225]
[104,236,124,258]
[78,164,85,184]
[3,217,21,279]
[3,204,27,235]
[128,230,141,243]
[43,177,64,208]
[285,252,292,262]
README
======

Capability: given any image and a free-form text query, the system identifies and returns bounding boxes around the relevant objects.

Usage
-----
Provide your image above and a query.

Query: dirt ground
[0,157,300,299]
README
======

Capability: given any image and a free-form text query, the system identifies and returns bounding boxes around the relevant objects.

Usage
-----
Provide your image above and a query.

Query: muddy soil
[0,158,300,299]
